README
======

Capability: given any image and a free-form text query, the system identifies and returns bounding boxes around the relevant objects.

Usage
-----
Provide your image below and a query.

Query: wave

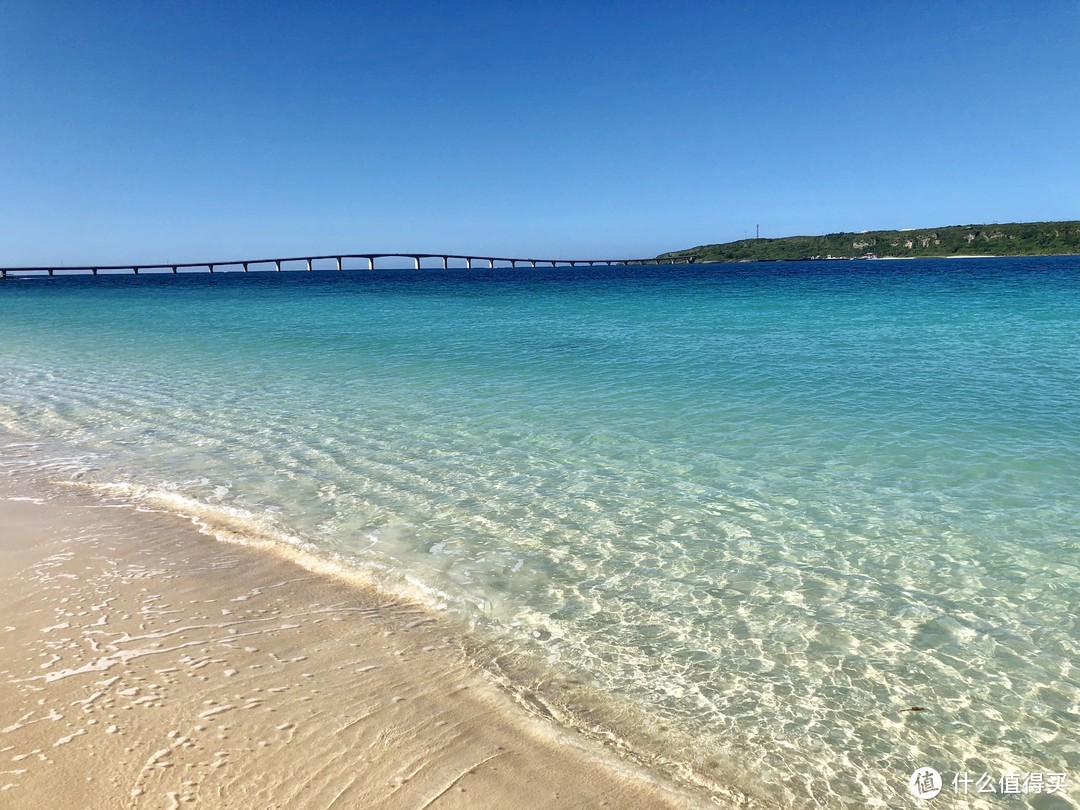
[56,478,461,616]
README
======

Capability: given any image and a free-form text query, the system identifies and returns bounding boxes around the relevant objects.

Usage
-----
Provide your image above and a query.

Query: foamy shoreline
[0,472,727,809]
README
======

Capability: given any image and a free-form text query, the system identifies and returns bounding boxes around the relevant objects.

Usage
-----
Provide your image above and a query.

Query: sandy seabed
[0,474,715,809]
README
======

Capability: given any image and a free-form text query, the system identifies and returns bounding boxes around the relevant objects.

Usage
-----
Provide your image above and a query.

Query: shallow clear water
[2,259,1078,806]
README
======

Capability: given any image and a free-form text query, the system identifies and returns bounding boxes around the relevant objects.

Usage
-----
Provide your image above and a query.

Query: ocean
[2,257,1077,807]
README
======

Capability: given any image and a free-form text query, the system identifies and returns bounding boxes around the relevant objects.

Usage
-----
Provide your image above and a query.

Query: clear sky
[2,1,1078,265]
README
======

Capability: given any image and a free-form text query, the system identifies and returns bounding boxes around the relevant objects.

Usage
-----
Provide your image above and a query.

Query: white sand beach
[0,476,717,809]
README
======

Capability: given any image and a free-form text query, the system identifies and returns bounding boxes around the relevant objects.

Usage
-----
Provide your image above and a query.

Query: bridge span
[0,252,696,278]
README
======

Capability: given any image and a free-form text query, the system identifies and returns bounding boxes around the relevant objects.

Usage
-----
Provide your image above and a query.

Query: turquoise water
[2,258,1078,807]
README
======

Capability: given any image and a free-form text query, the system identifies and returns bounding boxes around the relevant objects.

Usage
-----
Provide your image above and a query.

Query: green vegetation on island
[660,220,1080,263]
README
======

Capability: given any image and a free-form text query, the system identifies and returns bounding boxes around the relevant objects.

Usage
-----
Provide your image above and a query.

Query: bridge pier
[91,268,98,276]
[306,258,313,272]
[442,256,448,269]
[275,260,281,272]
[488,259,494,269]
[466,258,472,269]
[171,266,177,274]
[208,264,215,273]
[336,257,342,271]
[413,256,420,270]
[367,257,374,271]
[243,262,249,272]
[133,267,140,275]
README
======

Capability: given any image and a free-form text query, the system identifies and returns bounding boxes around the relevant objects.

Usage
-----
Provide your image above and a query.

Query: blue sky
[2,1,1078,264]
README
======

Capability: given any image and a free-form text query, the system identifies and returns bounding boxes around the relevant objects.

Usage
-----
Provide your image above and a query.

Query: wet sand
[0,477,712,809]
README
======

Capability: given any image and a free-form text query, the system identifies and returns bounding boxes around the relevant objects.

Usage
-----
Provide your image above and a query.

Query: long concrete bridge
[0,252,696,278]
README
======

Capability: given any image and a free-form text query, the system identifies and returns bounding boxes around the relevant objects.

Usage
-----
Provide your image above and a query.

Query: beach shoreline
[0,470,726,809]
[8,257,1074,808]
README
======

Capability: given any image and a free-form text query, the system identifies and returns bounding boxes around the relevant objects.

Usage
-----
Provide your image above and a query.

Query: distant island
[659,220,1080,263]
